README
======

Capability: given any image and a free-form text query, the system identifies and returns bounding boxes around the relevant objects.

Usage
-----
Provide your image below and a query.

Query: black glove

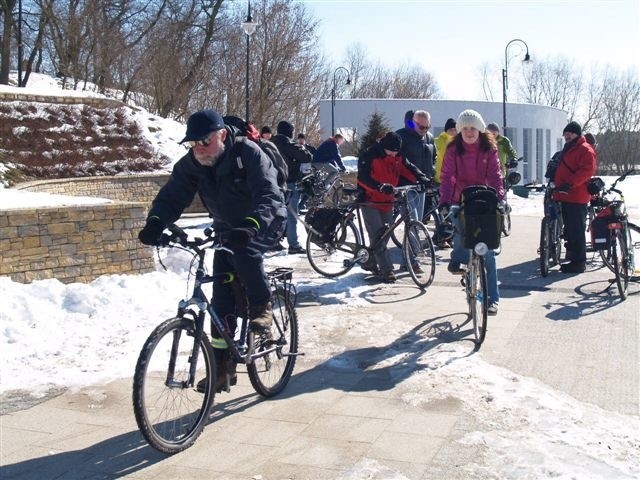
[556,183,572,193]
[378,183,394,194]
[507,158,519,169]
[138,217,165,246]
[417,175,432,188]
[222,221,259,248]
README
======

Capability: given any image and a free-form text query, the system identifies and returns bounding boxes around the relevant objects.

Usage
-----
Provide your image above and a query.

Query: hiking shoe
[560,261,586,273]
[270,242,285,252]
[288,245,306,254]
[361,261,380,274]
[411,262,424,274]
[380,271,396,283]
[448,262,464,275]
[196,368,238,393]
[249,302,273,332]
[488,302,498,316]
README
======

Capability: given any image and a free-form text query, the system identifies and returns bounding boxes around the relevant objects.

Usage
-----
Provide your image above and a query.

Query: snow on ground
[2,73,640,478]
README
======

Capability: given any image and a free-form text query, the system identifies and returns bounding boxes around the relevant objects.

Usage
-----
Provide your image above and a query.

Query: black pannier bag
[305,208,344,244]
[458,185,502,250]
[590,216,612,250]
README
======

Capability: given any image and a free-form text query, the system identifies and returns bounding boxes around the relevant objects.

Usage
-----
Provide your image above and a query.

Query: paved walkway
[1,215,638,479]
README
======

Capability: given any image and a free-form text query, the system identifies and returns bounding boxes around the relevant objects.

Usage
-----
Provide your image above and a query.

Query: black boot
[249,302,273,332]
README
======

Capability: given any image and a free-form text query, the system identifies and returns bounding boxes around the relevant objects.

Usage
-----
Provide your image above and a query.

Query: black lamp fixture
[241,1,257,121]
[502,38,531,132]
[331,66,352,136]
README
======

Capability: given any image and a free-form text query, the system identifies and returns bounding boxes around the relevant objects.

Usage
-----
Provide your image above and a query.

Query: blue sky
[300,0,640,100]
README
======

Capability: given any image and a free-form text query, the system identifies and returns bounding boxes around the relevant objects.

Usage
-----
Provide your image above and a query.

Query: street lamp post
[241,1,257,121]
[502,38,531,132]
[331,66,351,136]
[17,0,23,86]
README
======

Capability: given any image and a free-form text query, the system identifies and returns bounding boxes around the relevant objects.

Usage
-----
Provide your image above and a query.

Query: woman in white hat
[438,109,505,315]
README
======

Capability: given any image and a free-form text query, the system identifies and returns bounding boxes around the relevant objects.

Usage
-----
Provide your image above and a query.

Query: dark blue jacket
[272,133,313,183]
[313,138,346,171]
[148,128,286,249]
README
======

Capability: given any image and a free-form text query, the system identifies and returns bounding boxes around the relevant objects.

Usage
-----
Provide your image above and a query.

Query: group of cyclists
[137,107,598,391]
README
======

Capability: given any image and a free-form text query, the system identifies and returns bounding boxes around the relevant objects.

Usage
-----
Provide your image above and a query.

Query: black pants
[561,201,587,264]
[211,245,270,339]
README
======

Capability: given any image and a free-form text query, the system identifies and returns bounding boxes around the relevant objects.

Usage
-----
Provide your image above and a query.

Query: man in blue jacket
[138,109,286,392]
[313,134,347,172]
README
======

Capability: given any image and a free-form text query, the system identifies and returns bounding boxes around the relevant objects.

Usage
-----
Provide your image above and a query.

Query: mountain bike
[527,181,564,277]
[132,224,299,454]
[589,169,639,299]
[502,156,523,236]
[305,184,436,289]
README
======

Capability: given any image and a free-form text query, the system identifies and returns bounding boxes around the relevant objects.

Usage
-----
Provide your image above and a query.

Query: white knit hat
[456,109,486,133]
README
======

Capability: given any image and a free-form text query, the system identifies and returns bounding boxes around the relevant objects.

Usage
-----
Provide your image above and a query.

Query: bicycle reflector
[507,171,522,186]
[474,242,489,256]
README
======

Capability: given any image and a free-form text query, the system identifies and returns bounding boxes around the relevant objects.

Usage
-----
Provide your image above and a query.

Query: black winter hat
[260,125,272,135]
[444,118,456,131]
[380,132,402,152]
[180,109,225,143]
[297,133,306,139]
[277,121,294,138]
[563,121,582,136]
[404,110,415,123]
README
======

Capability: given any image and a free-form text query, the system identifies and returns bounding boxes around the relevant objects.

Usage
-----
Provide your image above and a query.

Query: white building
[320,99,568,184]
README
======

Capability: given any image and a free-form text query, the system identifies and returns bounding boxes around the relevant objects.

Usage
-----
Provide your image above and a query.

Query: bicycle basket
[458,185,502,250]
[305,207,344,244]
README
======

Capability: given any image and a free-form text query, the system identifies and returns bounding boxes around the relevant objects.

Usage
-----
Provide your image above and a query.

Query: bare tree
[0,0,17,84]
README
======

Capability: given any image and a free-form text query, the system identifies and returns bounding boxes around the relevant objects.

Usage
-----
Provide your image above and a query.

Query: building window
[523,128,532,183]
[536,128,544,183]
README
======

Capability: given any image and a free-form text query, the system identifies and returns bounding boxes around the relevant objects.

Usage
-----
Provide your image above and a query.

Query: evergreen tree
[359,111,391,154]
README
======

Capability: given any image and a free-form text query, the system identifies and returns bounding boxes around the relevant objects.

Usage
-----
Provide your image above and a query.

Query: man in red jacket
[552,121,597,273]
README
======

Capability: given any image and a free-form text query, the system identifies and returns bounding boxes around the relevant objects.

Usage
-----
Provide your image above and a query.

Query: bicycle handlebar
[158,223,233,255]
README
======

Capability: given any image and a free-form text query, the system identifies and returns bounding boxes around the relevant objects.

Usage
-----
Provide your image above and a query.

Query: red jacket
[357,143,421,212]
[552,136,596,204]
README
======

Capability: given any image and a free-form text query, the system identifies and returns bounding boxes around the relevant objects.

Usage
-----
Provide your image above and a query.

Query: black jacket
[396,127,436,177]
[272,133,313,182]
[148,127,286,249]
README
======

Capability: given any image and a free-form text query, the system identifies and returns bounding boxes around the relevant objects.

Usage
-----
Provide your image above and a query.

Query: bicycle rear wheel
[306,219,360,277]
[403,221,436,289]
[247,287,299,397]
[133,317,215,454]
[539,217,551,277]
[467,254,488,346]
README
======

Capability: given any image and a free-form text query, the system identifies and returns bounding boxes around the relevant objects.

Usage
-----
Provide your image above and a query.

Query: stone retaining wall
[13,174,207,213]
[0,91,124,108]
[0,202,154,284]
[3,174,207,284]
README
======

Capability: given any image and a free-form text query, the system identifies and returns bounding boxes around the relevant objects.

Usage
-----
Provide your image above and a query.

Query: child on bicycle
[439,110,505,315]
[357,132,431,283]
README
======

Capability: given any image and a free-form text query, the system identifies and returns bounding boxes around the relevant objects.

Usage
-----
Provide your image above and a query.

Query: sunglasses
[186,137,213,148]
[415,123,429,131]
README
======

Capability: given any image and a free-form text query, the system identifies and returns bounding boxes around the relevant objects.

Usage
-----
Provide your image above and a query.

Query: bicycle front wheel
[133,317,215,454]
[467,254,488,346]
[247,287,299,397]
[502,210,512,237]
[611,230,629,300]
[306,219,360,277]
[539,217,550,277]
[403,221,436,289]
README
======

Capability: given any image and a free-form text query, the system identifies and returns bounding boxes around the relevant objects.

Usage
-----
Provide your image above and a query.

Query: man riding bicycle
[138,109,286,392]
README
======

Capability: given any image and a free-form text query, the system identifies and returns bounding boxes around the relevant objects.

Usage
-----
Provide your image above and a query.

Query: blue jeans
[286,182,302,249]
[450,212,500,305]
[409,191,426,222]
